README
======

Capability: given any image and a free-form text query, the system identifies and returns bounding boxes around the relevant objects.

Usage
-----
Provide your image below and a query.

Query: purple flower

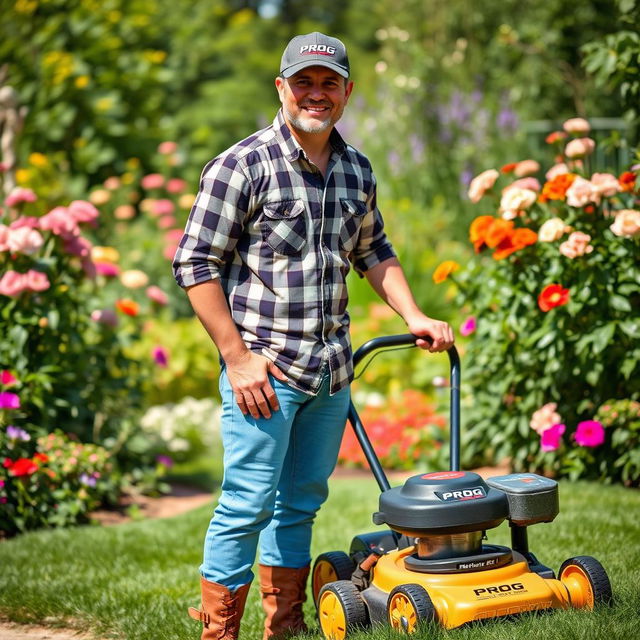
[156,455,173,468]
[152,346,169,367]
[0,391,20,409]
[79,473,97,487]
[460,316,477,337]
[6,425,30,442]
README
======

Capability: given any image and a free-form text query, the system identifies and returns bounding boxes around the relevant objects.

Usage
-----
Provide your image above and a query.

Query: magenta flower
[574,420,605,447]
[40,206,80,238]
[0,392,21,410]
[540,423,565,452]
[156,454,174,467]
[1,370,17,386]
[152,346,169,367]
[460,316,477,337]
[95,262,120,277]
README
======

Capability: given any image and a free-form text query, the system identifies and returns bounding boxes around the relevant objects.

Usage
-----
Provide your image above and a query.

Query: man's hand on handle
[225,350,288,419]
[405,312,455,353]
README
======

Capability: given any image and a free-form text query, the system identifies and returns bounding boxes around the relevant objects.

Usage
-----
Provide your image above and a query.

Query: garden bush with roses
[434,117,640,485]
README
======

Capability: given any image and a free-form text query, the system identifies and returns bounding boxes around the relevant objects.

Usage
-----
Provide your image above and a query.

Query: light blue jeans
[200,367,350,589]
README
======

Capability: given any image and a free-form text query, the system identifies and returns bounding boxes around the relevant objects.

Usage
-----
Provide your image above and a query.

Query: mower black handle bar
[349,334,461,493]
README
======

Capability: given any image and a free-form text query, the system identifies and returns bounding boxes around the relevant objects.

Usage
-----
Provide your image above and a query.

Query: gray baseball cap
[280,32,350,79]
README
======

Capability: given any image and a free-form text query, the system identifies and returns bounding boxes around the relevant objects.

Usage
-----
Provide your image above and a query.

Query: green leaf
[610,294,631,312]
[591,323,616,355]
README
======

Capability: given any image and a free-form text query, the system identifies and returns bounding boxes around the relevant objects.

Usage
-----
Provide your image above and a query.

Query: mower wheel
[387,583,435,634]
[559,555,613,609]
[317,580,369,640]
[312,551,355,603]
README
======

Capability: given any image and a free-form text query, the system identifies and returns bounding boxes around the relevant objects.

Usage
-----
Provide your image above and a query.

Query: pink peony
[1,370,17,386]
[574,420,605,447]
[0,271,27,297]
[141,173,165,190]
[150,198,175,217]
[5,187,37,207]
[68,200,100,225]
[0,391,20,409]
[562,117,590,134]
[609,209,640,238]
[158,141,178,155]
[559,231,593,259]
[514,160,540,178]
[530,403,561,435]
[166,178,187,194]
[25,270,50,292]
[8,226,44,255]
[566,176,597,207]
[540,423,565,452]
[468,169,500,203]
[146,285,168,305]
[9,216,40,230]
[40,207,79,238]
[91,309,118,327]
[460,316,476,336]
[63,234,92,257]
[565,137,595,159]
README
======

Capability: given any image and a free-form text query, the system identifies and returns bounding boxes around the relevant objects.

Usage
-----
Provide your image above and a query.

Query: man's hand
[225,350,288,419]
[405,312,455,353]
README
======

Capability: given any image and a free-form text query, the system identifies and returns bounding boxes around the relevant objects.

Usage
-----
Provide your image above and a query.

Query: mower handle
[349,334,461,492]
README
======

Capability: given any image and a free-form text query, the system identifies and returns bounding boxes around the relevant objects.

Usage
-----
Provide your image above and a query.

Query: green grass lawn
[0,475,639,640]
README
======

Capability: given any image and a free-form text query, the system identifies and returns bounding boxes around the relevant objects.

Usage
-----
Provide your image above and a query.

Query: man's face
[275,66,353,135]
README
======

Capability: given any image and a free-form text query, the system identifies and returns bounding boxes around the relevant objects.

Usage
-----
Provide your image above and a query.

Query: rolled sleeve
[172,156,252,288]
[352,172,396,276]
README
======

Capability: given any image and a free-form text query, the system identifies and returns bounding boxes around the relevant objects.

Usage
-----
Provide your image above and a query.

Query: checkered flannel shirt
[172,110,396,395]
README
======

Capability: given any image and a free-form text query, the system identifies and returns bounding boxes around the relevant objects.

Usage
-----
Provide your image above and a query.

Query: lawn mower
[313,334,612,638]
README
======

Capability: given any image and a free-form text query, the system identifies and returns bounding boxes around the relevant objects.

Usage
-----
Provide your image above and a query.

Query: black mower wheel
[559,555,613,608]
[312,551,355,603]
[387,583,436,634]
[317,580,369,640]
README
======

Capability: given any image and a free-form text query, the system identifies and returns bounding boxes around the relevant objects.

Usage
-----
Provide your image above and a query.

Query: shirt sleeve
[172,154,252,288]
[351,169,396,276]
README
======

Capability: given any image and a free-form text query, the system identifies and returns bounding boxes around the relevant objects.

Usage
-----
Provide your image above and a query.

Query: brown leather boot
[259,564,310,639]
[188,576,251,640]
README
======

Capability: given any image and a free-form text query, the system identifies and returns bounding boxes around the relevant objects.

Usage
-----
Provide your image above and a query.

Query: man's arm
[364,257,455,352]
[186,280,287,419]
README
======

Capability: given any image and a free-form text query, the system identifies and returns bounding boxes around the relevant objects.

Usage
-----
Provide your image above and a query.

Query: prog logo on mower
[436,486,486,501]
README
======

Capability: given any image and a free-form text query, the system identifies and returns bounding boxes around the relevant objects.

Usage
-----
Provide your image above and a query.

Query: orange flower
[469,215,494,252]
[432,260,459,284]
[33,453,49,464]
[541,173,577,201]
[493,227,538,260]
[619,171,637,192]
[545,131,567,144]
[538,284,570,312]
[500,162,517,173]
[485,219,514,248]
[115,299,140,316]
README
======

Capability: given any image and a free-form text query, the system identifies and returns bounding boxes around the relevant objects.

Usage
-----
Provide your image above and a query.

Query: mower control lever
[349,334,461,493]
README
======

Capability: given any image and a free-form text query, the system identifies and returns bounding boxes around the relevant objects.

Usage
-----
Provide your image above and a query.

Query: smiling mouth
[302,105,331,115]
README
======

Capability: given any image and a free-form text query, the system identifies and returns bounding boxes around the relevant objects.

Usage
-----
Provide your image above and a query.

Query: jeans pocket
[260,200,307,255]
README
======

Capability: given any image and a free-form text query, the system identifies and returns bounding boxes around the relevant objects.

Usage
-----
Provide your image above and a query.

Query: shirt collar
[273,109,347,163]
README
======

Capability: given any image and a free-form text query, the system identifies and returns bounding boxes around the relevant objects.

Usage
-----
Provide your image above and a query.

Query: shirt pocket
[339,198,368,253]
[260,200,307,256]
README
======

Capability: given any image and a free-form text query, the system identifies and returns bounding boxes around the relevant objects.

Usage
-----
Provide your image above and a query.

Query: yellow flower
[91,246,120,263]
[75,75,90,89]
[126,157,141,169]
[28,152,48,167]
[15,168,32,184]
[121,172,135,185]
[95,97,114,112]
[432,260,460,284]
[143,50,167,64]
[15,0,37,14]
[178,193,196,209]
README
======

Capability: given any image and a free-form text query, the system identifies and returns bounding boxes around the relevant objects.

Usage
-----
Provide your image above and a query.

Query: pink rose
[158,141,178,155]
[565,137,595,159]
[609,209,640,238]
[5,187,37,207]
[166,178,187,194]
[566,176,596,207]
[460,316,476,336]
[530,403,561,435]
[545,163,570,181]
[40,207,80,238]
[562,117,590,134]
[509,177,541,192]
[25,270,50,292]
[141,173,165,190]
[540,423,565,452]
[559,231,593,259]
[467,169,499,203]
[146,285,169,305]
[9,216,40,230]
[0,271,27,297]
[574,420,605,447]
[590,173,620,199]
[8,226,44,255]
[514,160,540,178]
[68,200,100,225]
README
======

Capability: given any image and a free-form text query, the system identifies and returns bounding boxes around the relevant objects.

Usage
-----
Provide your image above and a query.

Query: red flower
[33,453,49,464]
[500,162,517,173]
[3,457,12,469]
[619,171,637,192]
[545,131,567,144]
[538,284,570,312]
[8,457,38,476]
[115,299,140,317]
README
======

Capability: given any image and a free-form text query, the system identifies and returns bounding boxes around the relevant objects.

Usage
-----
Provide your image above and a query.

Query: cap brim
[281,60,349,79]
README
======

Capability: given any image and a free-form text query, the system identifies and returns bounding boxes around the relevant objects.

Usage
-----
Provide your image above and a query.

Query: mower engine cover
[373,471,509,537]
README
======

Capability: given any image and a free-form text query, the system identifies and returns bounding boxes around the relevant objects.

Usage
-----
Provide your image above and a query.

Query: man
[173,32,454,640]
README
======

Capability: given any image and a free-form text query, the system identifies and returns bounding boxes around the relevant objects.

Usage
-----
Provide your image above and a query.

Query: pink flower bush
[0,270,51,297]
[574,420,605,447]
[4,187,37,207]
[530,403,561,435]
[141,173,165,190]
[468,169,499,203]
[460,316,476,336]
[540,423,565,452]
[559,231,593,258]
